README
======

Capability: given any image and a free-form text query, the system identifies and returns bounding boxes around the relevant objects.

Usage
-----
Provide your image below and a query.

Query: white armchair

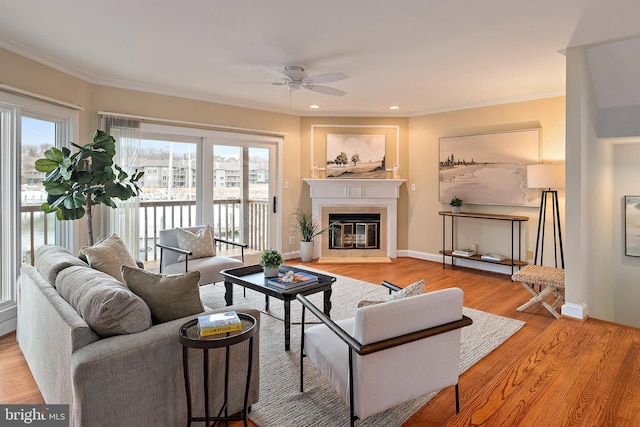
[158,226,247,286]
[297,285,472,426]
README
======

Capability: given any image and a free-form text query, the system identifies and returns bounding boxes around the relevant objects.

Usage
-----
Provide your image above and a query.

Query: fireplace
[328,213,381,250]
[322,207,387,257]
[304,178,405,259]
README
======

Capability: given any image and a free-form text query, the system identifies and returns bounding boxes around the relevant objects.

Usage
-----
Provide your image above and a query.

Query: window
[0,89,79,335]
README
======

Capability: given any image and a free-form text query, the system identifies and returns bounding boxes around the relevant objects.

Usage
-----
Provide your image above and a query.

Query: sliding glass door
[211,142,276,255]
[108,121,280,265]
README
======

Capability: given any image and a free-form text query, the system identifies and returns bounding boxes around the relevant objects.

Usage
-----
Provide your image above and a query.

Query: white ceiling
[1,0,640,116]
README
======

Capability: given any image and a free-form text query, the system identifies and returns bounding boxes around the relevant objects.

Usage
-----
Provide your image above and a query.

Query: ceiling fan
[268,65,348,96]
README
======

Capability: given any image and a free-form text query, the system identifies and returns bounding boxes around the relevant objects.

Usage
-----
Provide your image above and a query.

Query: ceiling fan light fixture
[263,64,348,97]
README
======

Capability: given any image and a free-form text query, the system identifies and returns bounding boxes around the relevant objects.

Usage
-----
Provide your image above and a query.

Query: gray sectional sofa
[16,245,259,427]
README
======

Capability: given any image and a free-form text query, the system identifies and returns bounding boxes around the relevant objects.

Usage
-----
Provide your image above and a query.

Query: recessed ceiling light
[309,105,320,109]
[389,105,400,110]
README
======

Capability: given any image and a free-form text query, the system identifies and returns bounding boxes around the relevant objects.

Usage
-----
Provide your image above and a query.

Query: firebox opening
[329,213,381,250]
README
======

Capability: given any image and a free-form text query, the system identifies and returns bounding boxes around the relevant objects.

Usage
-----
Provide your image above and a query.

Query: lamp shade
[527,164,565,189]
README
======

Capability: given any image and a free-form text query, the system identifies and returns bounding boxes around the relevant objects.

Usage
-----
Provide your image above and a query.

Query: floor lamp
[527,164,565,269]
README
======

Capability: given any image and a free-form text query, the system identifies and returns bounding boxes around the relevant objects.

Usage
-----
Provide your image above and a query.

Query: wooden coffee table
[220,264,336,351]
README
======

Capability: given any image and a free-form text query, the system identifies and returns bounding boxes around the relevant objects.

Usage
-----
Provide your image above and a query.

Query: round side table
[179,313,256,427]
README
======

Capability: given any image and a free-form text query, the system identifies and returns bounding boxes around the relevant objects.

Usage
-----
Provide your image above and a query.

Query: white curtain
[100,115,142,260]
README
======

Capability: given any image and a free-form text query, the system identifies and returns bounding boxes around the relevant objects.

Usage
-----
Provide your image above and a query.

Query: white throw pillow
[175,225,215,262]
[357,279,426,308]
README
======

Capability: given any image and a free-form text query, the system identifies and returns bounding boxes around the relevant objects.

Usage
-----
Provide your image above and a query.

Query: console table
[438,211,529,274]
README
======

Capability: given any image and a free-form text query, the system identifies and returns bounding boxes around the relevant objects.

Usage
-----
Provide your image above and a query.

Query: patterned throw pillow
[175,225,215,262]
[357,279,426,308]
[387,279,426,301]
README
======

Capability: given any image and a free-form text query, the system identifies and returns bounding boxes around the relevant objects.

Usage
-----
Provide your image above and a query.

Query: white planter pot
[263,266,280,278]
[300,241,314,262]
[451,206,461,213]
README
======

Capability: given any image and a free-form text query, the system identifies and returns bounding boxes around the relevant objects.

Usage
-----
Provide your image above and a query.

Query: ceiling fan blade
[304,85,346,96]
[302,72,348,84]
[271,79,290,86]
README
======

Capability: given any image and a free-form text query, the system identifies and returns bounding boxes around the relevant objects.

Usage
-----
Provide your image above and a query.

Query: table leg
[203,348,210,426]
[224,281,233,306]
[182,347,192,427]
[323,289,332,317]
[243,337,254,427]
[284,299,291,351]
[265,294,270,312]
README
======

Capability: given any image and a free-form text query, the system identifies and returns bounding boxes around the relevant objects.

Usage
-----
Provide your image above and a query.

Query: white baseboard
[0,302,17,336]
[282,250,299,261]
[0,317,17,337]
[405,250,518,275]
[561,302,588,320]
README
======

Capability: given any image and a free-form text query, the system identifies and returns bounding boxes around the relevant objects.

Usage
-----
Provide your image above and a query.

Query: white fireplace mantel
[303,179,406,258]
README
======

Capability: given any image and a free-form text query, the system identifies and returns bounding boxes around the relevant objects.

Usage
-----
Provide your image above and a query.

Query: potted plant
[259,248,283,277]
[450,196,463,213]
[291,210,334,262]
[35,129,144,246]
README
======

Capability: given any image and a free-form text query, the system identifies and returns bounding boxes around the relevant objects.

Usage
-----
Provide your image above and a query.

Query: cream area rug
[199,270,525,427]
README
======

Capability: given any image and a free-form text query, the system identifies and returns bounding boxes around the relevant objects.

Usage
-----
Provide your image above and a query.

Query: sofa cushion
[80,234,138,282]
[357,279,425,308]
[35,245,88,286]
[122,265,204,323]
[56,266,152,337]
[175,225,215,262]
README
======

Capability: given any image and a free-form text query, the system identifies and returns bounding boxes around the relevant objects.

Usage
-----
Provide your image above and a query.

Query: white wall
[566,43,640,328]
[612,142,640,327]
[407,98,566,272]
[564,46,597,321]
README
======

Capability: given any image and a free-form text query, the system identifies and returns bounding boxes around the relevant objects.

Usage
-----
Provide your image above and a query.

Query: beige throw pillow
[357,279,426,308]
[122,265,204,324]
[81,234,138,282]
[56,266,152,336]
[175,225,215,262]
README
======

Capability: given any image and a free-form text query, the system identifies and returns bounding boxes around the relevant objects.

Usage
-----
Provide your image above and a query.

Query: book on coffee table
[267,271,318,289]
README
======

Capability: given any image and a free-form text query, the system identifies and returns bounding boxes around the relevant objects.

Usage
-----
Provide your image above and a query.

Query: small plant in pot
[291,210,334,262]
[259,248,283,278]
[450,196,463,213]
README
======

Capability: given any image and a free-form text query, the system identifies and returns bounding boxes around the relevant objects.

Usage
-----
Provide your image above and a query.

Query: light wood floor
[2,258,639,426]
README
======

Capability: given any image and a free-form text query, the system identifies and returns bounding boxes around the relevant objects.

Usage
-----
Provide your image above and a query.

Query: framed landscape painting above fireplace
[326,134,386,178]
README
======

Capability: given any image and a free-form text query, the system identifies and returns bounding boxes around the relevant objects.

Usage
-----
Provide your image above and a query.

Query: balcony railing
[21,199,269,266]
[21,205,56,266]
